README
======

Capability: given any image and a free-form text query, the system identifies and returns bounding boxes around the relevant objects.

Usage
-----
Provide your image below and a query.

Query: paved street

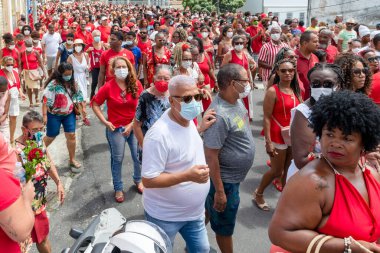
[30,86,283,253]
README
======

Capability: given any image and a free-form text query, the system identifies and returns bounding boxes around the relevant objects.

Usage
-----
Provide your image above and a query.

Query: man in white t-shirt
[41,24,62,76]
[142,75,215,253]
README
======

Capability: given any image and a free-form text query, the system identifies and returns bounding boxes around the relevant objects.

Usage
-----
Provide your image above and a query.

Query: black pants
[90,68,100,99]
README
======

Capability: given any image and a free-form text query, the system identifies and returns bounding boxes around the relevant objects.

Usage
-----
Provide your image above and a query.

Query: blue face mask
[62,75,72,81]
[179,99,202,121]
[94,36,101,43]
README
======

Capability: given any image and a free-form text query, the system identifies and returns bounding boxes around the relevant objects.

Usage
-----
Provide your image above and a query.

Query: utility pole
[307,0,312,27]
[33,0,37,26]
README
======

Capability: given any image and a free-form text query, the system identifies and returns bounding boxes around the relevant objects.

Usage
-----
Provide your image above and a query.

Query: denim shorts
[205,182,240,236]
[46,112,76,137]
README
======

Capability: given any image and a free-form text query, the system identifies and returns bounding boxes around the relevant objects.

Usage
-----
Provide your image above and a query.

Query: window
[299,12,305,22]
[287,12,293,19]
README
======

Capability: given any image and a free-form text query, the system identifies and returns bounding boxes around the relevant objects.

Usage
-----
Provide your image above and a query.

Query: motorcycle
[61,208,172,253]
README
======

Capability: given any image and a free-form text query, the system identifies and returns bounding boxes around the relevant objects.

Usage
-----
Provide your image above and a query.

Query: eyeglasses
[367,56,380,63]
[352,67,369,76]
[172,94,203,103]
[120,90,127,103]
[279,68,295,74]
[234,42,244,45]
[310,80,335,88]
[140,32,147,34]
[28,127,46,134]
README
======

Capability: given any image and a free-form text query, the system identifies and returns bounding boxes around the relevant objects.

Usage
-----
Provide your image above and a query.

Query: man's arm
[97,64,106,88]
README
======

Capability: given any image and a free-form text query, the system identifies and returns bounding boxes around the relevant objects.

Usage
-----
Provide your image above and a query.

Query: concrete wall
[310,0,380,27]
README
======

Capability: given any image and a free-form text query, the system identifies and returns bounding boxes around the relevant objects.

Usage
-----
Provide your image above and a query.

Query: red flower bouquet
[20,141,47,182]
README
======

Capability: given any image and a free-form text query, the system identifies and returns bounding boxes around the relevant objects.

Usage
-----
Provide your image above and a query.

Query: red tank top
[90,47,103,69]
[203,43,214,64]
[229,49,249,71]
[262,85,299,144]
[21,51,39,70]
[270,166,380,253]
[318,168,380,242]
[197,54,210,85]
[2,48,19,68]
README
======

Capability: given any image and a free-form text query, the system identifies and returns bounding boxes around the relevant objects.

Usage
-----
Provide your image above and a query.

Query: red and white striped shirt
[258,40,288,82]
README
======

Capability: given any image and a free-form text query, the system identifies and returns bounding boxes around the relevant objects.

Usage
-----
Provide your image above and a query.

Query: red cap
[127,22,135,28]
[192,19,200,25]
[260,13,267,18]
[122,26,130,32]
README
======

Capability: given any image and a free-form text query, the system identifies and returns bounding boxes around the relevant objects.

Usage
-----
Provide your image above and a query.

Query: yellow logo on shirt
[233,116,245,130]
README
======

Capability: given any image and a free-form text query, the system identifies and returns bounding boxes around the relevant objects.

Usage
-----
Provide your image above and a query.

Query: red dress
[261,85,300,144]
[229,49,251,117]
[197,54,212,111]
[146,46,171,84]
[270,167,380,252]
[21,51,39,70]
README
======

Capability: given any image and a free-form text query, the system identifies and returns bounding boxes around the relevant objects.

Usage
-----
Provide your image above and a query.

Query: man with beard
[338,18,357,52]
[318,28,338,63]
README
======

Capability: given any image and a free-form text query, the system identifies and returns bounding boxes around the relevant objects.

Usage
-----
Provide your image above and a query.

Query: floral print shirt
[42,80,84,115]
[135,90,170,135]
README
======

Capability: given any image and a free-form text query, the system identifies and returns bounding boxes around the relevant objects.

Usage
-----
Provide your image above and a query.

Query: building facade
[264,0,308,23]
[0,0,26,46]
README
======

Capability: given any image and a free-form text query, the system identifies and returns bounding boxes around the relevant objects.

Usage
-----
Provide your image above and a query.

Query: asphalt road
[35,87,283,253]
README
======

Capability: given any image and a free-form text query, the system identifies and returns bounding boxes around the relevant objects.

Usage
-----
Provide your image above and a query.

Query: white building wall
[310,0,380,27]
[238,0,263,13]
[264,0,308,23]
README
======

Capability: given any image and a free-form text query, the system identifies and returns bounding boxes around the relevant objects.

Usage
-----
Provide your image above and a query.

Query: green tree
[182,0,246,13]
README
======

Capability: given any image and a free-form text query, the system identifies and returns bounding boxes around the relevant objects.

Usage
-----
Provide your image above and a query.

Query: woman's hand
[122,124,133,137]
[265,142,278,157]
[200,88,212,101]
[57,182,65,204]
[104,121,116,131]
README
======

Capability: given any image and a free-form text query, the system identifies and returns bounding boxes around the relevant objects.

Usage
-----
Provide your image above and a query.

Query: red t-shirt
[1,48,19,68]
[74,30,93,46]
[0,132,17,172]
[92,79,143,127]
[246,26,265,54]
[100,48,135,82]
[369,72,380,104]
[0,169,21,253]
[137,37,152,54]
[325,45,339,64]
[295,49,319,100]
[97,25,111,43]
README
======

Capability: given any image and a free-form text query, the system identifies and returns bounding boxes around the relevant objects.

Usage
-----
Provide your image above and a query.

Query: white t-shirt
[142,109,210,222]
[41,32,62,57]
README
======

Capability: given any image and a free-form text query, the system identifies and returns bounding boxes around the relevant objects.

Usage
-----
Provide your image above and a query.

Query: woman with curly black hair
[92,56,143,203]
[334,52,372,94]
[269,91,380,253]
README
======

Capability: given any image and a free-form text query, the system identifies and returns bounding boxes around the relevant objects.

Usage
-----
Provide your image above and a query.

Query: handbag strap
[314,235,333,253]
[306,234,325,253]
[61,82,75,104]
[24,51,30,70]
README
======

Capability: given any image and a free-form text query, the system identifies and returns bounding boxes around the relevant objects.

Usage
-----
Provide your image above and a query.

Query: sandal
[69,160,82,173]
[272,179,283,192]
[34,102,40,107]
[134,182,144,194]
[252,189,270,211]
[115,191,124,203]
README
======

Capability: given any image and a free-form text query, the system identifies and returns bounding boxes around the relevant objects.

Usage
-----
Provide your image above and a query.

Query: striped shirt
[258,41,288,82]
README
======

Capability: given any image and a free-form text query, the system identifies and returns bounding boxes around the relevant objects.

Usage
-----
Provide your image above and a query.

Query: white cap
[101,16,107,21]
[146,11,153,16]
[370,30,380,40]
[346,18,356,24]
[358,25,370,38]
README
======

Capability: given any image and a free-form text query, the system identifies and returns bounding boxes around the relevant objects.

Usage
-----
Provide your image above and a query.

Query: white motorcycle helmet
[101,220,172,253]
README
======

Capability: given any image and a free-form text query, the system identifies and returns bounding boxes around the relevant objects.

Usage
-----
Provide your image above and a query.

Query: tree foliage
[182,0,246,13]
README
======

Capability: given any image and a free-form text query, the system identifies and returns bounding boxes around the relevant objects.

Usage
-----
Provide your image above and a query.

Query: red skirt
[270,245,291,253]
[31,210,50,244]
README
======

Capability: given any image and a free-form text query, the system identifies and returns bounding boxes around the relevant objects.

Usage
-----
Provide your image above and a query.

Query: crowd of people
[1,1,380,253]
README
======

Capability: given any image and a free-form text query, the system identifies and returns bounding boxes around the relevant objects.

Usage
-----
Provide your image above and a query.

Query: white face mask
[352,48,360,54]
[188,36,193,41]
[311,87,333,101]
[115,68,129,79]
[5,66,13,72]
[74,46,82,53]
[8,45,15,50]
[234,45,244,51]
[66,40,73,45]
[181,60,192,69]
[24,30,30,35]
[33,39,39,44]
[271,33,281,41]
[239,83,252,98]
[201,32,209,38]
[26,47,33,52]
[227,32,234,38]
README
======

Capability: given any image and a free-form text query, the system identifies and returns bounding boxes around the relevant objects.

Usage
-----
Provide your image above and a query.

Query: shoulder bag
[24,51,42,81]
[62,84,82,116]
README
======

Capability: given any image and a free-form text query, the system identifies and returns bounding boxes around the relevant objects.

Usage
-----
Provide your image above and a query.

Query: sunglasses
[310,81,335,88]
[140,32,147,34]
[367,56,380,63]
[279,68,295,74]
[352,67,369,76]
[172,94,203,103]
[234,42,244,45]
